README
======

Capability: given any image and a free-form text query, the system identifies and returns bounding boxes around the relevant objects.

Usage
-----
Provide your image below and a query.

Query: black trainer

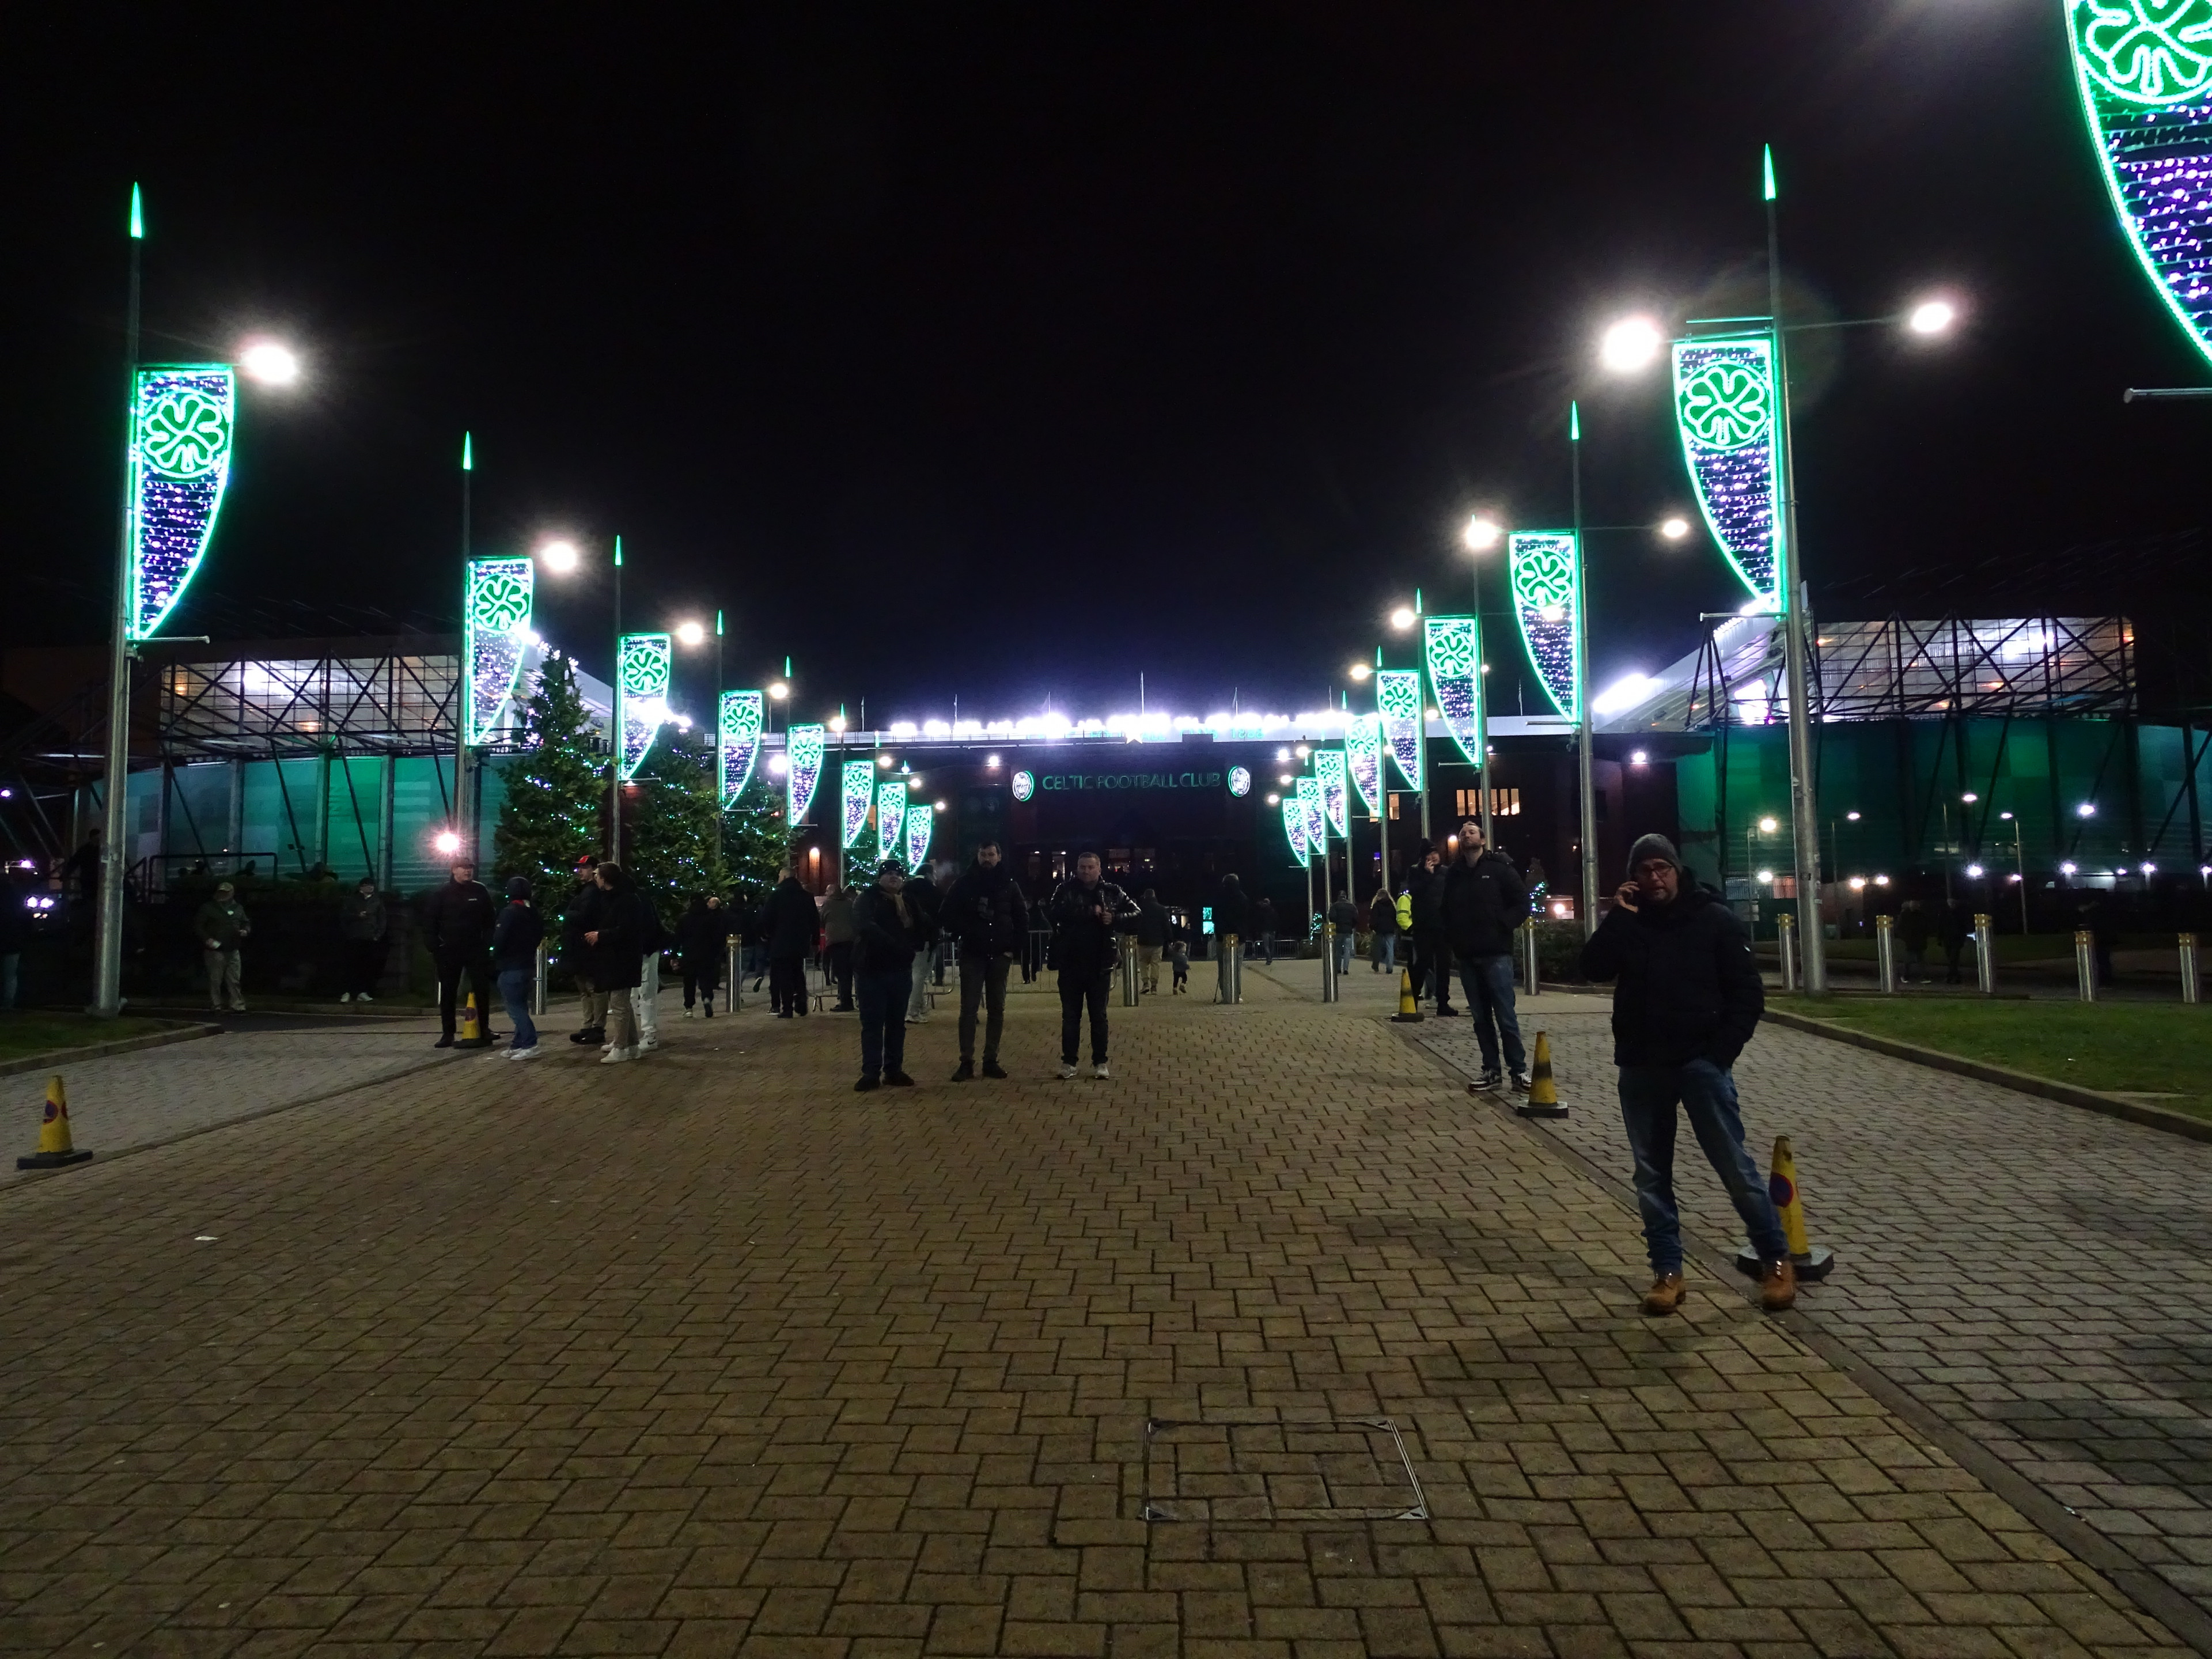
[950,1060,974,1082]
[885,1072,915,1088]
[982,1060,1009,1079]
[434,1034,454,1048]
[854,1074,880,1092]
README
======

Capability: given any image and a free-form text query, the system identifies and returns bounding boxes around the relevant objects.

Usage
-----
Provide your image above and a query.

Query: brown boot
[1760,1257,1798,1312]
[1642,1273,1687,1316]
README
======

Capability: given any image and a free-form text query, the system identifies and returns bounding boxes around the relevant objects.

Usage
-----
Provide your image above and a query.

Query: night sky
[5,5,2208,727]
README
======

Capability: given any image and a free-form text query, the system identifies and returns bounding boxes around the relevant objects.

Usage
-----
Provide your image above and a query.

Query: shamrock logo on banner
[141,389,233,477]
[1678,358,1771,449]
[2073,0,2212,103]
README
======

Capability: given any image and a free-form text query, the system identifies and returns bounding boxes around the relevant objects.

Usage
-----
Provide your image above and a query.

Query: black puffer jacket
[765,877,819,960]
[1441,850,1527,959]
[1580,884,1763,1069]
[591,885,643,989]
[1408,865,1447,936]
[423,878,498,957]
[940,861,1029,959]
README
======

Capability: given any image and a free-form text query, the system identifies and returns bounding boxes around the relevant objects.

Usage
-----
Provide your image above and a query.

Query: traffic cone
[1516,1031,1568,1118]
[1391,967,1425,1022]
[460,992,483,1044]
[1735,1134,1835,1281]
[18,1075,94,1171]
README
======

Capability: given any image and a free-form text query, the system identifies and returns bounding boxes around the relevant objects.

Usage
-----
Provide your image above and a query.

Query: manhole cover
[1140,1416,1428,1522]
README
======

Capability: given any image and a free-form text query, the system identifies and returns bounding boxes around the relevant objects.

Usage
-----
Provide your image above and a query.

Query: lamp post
[1460,515,1501,850]
[1570,404,1599,937]
[452,433,475,857]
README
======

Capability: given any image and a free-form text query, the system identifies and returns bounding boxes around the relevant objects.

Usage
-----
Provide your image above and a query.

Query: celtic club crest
[469,570,531,631]
[1678,357,1771,449]
[1423,617,1475,681]
[1511,537,1576,616]
[2073,0,2212,104]
[619,635,672,696]
[141,389,233,477]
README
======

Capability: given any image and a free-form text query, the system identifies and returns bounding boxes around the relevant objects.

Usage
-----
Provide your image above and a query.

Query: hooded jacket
[940,860,1029,959]
[1408,863,1447,935]
[340,891,387,942]
[588,880,643,988]
[492,899,543,971]
[1580,882,1763,1069]
[1441,849,1528,959]
[677,899,732,965]
[821,889,857,946]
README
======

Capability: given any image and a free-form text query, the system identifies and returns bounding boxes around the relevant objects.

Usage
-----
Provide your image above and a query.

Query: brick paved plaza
[0,976,2198,1657]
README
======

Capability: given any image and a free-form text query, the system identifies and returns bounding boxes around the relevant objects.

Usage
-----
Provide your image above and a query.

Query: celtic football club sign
[128,366,237,639]
[463,558,535,746]
[1671,337,1783,610]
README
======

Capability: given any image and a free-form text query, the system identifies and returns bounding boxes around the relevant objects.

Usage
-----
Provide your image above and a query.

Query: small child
[1169,934,1190,994]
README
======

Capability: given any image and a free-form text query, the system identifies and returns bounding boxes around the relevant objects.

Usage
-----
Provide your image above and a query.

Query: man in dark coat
[563,858,608,1043]
[677,895,730,1017]
[423,859,498,1048]
[1327,891,1357,978]
[850,859,921,1091]
[939,839,1030,1080]
[1581,832,1792,1316]
[1442,819,1529,1089]
[339,877,387,1003]
[492,876,544,1058]
[584,862,644,1060]
[1050,851,1137,1078]
[1253,895,1277,965]
[1408,846,1456,1017]
[1134,888,1169,995]
[764,868,819,1017]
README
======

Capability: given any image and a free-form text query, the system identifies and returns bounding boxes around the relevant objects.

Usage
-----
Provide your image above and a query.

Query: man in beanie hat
[492,876,545,1059]
[1582,833,1793,1314]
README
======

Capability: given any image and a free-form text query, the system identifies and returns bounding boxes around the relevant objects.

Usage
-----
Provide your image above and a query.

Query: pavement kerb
[1391,1020,2212,1657]
[1759,1004,2212,1144]
[0,1044,468,1194]
[0,1020,220,1080]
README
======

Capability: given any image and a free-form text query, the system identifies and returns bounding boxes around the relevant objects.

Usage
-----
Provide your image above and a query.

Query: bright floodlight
[1659,516,1690,541]
[1846,810,1862,821]
[537,539,579,574]
[1965,863,1984,878]
[1599,315,1663,373]
[768,681,789,700]
[239,339,300,385]
[828,714,847,732]
[1758,815,1779,834]
[1349,663,1372,680]
[1462,515,1502,552]
[1907,298,1956,336]
[1756,868,1775,884]
[675,619,706,647]
[2077,801,2097,817]
[1389,605,1415,631]
[434,830,463,856]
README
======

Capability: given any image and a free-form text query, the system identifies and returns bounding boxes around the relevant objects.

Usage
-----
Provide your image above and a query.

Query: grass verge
[0,1012,200,1064]
[1767,994,2212,1123]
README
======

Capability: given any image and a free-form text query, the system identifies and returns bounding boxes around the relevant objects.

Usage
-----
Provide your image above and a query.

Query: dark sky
[5,5,2208,728]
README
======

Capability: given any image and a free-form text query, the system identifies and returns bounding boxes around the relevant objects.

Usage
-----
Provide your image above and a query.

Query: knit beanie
[1626,834,1681,878]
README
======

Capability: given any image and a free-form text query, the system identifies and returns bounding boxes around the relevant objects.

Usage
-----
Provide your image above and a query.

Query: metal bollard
[1974,913,1995,995]
[1120,933,1139,1006]
[1874,914,1899,994]
[2183,933,2201,1005]
[1228,934,1242,1003]
[2075,928,2098,1002]
[1777,911,1798,992]
[1320,922,1338,1003]
[1521,920,1541,996]
[728,940,741,1010]
[533,940,549,1016]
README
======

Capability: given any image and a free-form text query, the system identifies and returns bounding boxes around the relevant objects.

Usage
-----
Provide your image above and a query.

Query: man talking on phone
[1581,833,1794,1315]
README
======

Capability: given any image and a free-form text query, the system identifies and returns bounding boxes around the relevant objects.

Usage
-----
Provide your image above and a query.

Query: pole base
[1736,1244,1835,1282]
[17,1149,93,1171]
[1516,1102,1568,1119]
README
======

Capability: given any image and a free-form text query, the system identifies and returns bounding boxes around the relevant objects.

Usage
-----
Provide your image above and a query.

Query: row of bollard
[1863,913,2204,1002]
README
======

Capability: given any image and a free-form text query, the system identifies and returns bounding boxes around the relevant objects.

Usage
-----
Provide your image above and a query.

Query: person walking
[905,863,946,1024]
[1442,819,1529,1090]
[585,862,644,1062]
[1168,923,1190,993]
[563,857,607,1045]
[425,859,499,1048]
[1328,890,1357,979]
[1134,887,1169,995]
[631,887,666,1050]
[1581,833,1794,1314]
[1369,879,1401,974]
[941,838,1029,1080]
[195,879,251,1014]
[338,877,386,1003]
[1897,898,1931,983]
[1213,872,1249,1002]
[764,866,817,1017]
[493,877,544,1060]
[1051,851,1135,1078]
[1254,895,1277,965]
[851,858,921,1091]
[0,862,26,1010]
[821,883,857,1010]
[1938,897,1971,985]
[677,894,729,1017]
[1408,846,1456,1016]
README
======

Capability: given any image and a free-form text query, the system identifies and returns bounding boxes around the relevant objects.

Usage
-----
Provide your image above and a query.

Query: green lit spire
[1763,144,1777,203]
[460,431,473,472]
[129,183,144,240]
[613,534,623,568]
[1570,400,1581,442]
[1414,587,1422,615]
[715,608,725,637]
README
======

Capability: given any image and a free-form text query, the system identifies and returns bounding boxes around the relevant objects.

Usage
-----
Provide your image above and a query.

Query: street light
[1658,516,1690,541]
[536,539,579,574]
[1599,315,1664,373]
[1461,514,1502,552]
[1907,297,1958,336]
[238,339,301,385]
[1388,605,1415,631]
[1759,815,1779,834]
[1348,663,1372,681]
[675,619,707,647]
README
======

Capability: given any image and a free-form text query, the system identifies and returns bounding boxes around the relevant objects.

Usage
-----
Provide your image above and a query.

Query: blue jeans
[1335,934,1354,975]
[1617,1059,1789,1275]
[857,965,911,1080]
[1372,934,1396,972]
[1455,955,1524,1075]
[498,968,537,1050]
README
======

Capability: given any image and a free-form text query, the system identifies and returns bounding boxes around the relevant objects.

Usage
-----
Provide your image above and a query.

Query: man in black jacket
[1050,851,1137,1078]
[940,839,1029,1081]
[1442,820,1529,1089]
[1133,888,1169,995]
[423,859,498,1048]
[562,859,607,1044]
[764,868,818,1017]
[492,877,544,1059]
[850,859,921,1091]
[1407,846,1456,1017]
[1581,832,1793,1316]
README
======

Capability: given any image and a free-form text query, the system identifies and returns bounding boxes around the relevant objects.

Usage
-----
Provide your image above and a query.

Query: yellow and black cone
[1515,1031,1569,1118]
[1391,967,1425,1022]
[18,1074,94,1171]
[460,992,483,1044]
[1734,1134,1836,1281]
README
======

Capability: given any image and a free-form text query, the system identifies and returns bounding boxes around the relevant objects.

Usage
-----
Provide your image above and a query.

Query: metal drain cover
[1140,1416,1428,1522]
